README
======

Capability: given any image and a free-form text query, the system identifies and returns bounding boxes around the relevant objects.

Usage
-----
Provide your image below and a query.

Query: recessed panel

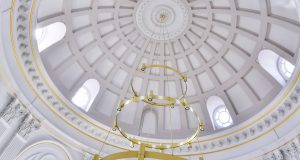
[226,84,253,113]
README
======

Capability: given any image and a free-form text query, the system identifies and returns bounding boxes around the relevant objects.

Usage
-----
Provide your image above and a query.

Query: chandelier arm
[130,64,188,105]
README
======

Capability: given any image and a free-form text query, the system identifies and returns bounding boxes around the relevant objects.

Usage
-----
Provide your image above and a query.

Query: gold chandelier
[93,12,205,160]
[93,64,205,159]
[114,64,205,150]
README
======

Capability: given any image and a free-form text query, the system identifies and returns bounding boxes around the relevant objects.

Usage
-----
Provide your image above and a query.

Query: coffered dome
[34,0,300,139]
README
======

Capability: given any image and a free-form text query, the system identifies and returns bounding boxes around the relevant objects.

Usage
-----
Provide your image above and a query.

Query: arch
[71,79,100,112]
[140,109,158,135]
[35,22,66,52]
[15,141,72,160]
[258,49,295,86]
[207,96,233,129]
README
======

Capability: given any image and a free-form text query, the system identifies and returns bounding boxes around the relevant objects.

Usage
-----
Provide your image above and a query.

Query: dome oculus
[135,0,191,40]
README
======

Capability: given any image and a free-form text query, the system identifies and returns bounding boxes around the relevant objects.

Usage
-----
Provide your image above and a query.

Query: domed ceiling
[35,0,300,139]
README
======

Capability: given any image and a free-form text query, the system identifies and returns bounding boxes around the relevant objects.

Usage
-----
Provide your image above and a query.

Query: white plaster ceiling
[35,0,300,139]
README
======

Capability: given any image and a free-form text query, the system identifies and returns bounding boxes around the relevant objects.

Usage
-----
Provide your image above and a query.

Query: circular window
[213,106,233,128]
[278,58,295,80]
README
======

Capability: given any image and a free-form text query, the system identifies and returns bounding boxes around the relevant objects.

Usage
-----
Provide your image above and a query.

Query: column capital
[17,114,41,139]
[0,98,28,123]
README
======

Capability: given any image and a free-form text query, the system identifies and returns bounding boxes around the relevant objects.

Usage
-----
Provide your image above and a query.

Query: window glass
[213,105,233,128]
[207,96,233,130]
[35,22,66,52]
[258,49,295,86]
[72,86,91,108]
[72,79,100,112]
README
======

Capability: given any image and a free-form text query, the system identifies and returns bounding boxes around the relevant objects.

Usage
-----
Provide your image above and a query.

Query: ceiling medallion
[135,0,191,40]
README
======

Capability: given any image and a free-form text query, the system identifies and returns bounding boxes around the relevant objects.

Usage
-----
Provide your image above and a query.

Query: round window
[213,105,233,128]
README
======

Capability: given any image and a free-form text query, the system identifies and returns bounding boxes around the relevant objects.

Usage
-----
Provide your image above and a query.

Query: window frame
[212,105,233,129]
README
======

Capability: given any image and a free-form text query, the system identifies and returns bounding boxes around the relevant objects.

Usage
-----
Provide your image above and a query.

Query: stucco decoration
[15,141,72,160]
[0,98,28,124]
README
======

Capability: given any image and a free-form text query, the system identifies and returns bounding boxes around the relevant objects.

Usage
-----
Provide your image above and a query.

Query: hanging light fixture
[93,9,205,160]
[114,65,204,149]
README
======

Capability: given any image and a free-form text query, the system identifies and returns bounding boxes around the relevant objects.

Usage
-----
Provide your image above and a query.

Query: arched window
[35,22,66,52]
[71,79,100,112]
[207,96,233,130]
[258,49,295,86]
[278,58,295,80]
[141,110,157,135]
